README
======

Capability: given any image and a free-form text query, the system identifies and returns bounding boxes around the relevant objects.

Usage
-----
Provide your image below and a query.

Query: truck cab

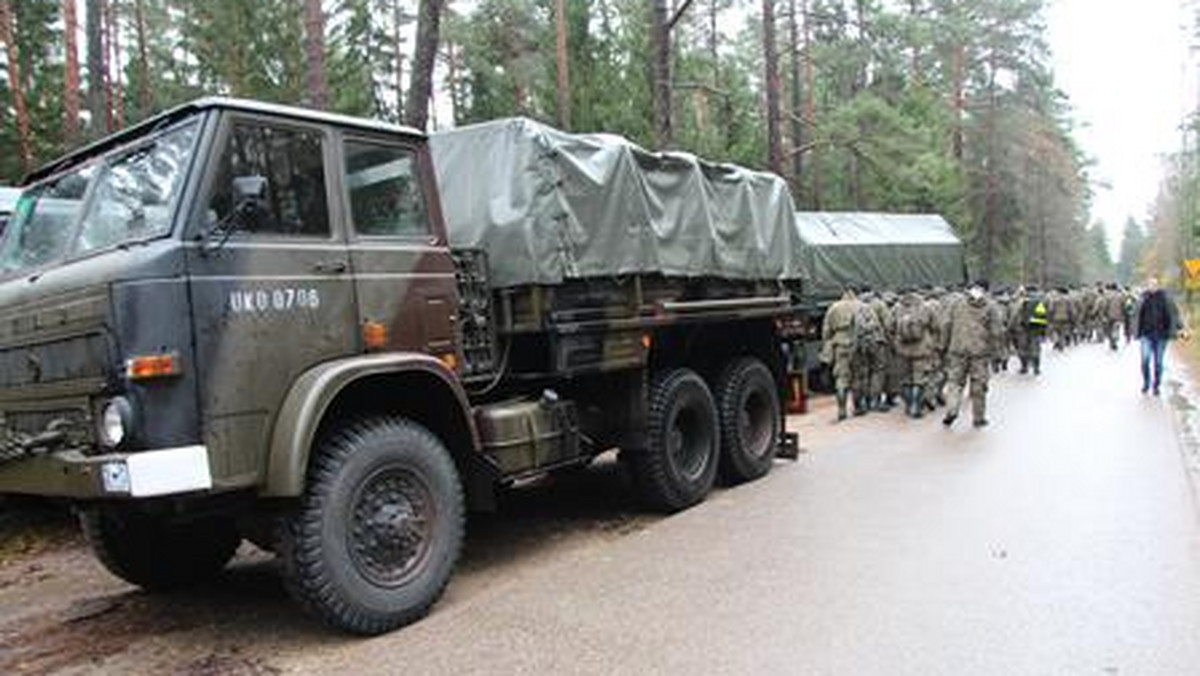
[0,98,475,499]
[0,99,494,633]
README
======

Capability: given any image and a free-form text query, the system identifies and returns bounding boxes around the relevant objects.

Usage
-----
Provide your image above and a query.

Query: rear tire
[629,368,719,512]
[80,509,239,591]
[278,417,464,635]
[715,358,780,484]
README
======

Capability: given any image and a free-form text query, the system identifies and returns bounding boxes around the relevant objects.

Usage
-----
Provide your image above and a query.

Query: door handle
[313,260,348,274]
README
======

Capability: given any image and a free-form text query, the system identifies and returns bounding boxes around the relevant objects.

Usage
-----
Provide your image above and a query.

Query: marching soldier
[943,282,1005,428]
[1010,286,1048,375]
[893,289,937,419]
[821,289,860,422]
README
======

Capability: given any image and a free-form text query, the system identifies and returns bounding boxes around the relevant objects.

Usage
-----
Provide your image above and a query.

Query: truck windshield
[0,121,198,275]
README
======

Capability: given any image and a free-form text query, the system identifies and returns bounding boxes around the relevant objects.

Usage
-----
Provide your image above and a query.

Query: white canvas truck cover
[430,117,805,288]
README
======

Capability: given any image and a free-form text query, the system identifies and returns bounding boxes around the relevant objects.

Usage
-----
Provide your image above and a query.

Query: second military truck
[0,100,804,634]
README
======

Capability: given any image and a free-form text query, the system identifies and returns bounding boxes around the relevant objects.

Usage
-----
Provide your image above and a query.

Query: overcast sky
[1046,0,1197,256]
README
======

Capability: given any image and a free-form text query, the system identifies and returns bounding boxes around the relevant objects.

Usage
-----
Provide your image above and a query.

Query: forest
[0,0,1123,286]
[1147,7,1200,294]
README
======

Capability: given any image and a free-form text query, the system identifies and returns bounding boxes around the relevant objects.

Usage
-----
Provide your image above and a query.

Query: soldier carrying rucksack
[1009,286,1048,375]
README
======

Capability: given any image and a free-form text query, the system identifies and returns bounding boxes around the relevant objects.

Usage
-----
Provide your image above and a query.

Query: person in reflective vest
[1009,286,1048,375]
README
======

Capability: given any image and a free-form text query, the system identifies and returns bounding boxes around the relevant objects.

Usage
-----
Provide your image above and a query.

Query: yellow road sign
[1185,259,1200,280]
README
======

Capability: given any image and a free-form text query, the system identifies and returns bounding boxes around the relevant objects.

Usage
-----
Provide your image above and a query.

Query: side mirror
[232,175,269,218]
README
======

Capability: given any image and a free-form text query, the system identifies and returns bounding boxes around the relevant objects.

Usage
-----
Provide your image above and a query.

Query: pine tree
[406,0,444,129]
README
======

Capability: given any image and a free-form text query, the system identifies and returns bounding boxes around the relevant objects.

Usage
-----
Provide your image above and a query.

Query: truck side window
[208,122,329,237]
[343,141,428,237]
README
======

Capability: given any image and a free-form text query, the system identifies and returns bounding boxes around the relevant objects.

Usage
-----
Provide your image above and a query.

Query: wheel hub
[350,469,433,587]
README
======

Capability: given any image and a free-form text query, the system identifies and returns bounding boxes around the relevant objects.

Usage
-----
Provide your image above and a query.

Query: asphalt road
[2,341,1200,675]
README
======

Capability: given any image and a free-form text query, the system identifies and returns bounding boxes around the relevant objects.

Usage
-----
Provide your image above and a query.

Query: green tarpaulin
[796,212,967,298]
[430,118,805,288]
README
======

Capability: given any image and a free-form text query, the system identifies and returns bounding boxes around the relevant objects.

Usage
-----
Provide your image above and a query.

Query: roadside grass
[1172,297,1200,392]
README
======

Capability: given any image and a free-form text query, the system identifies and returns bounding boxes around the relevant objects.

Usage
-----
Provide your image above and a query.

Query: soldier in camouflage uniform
[925,287,953,409]
[1047,287,1073,350]
[881,291,902,409]
[1122,286,1138,344]
[943,283,1005,428]
[1101,284,1126,350]
[893,289,937,418]
[1009,286,1048,375]
[991,289,1013,373]
[821,289,860,421]
[851,291,887,416]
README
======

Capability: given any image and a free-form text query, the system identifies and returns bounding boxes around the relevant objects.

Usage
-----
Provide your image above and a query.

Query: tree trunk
[908,0,921,85]
[849,0,868,208]
[950,42,964,160]
[0,0,33,173]
[133,0,150,118]
[85,0,105,136]
[63,0,81,142]
[393,0,405,121]
[650,0,672,148]
[802,0,820,208]
[447,41,460,125]
[709,0,718,82]
[554,0,570,130]
[787,0,804,197]
[304,0,328,110]
[762,0,783,175]
[102,0,117,131]
[406,0,444,130]
[982,52,998,281]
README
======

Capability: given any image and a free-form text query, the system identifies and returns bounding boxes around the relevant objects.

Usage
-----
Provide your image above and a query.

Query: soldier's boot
[972,397,988,428]
[1032,358,1041,376]
[911,386,926,419]
[942,399,959,427]
[875,393,892,412]
[835,390,848,422]
[853,394,869,417]
[1019,358,1028,375]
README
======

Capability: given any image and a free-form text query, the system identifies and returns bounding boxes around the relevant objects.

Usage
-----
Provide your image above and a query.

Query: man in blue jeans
[1136,277,1183,396]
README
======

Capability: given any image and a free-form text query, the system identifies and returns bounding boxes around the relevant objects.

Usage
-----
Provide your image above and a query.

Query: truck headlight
[98,397,133,449]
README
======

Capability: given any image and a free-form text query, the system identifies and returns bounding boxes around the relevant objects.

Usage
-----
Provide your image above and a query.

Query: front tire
[80,509,240,591]
[278,417,464,635]
[715,357,781,483]
[629,368,720,512]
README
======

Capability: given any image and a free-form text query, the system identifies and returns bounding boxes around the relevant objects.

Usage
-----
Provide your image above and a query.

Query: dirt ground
[0,456,668,675]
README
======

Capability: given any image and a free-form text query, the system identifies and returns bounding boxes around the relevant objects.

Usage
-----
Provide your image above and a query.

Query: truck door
[185,114,358,485]
[336,133,459,362]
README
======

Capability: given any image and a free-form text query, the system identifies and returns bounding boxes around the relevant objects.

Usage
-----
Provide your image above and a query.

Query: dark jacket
[1136,290,1180,340]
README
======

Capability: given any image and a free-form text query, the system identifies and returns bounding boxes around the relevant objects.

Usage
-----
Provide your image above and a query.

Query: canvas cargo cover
[430,118,804,288]
[796,212,966,298]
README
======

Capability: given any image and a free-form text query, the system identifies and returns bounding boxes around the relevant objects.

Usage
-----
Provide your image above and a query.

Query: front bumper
[0,445,213,499]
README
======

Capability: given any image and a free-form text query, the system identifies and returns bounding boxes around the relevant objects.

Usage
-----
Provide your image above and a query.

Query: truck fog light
[98,397,132,449]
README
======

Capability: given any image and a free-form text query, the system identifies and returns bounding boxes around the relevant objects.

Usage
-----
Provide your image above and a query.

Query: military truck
[0,186,20,236]
[0,99,803,635]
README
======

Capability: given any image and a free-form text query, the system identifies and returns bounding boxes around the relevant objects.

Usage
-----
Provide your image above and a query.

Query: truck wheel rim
[349,466,436,588]
[669,405,711,482]
[740,389,774,459]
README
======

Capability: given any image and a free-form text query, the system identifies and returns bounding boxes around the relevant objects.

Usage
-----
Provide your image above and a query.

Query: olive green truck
[0,99,805,634]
